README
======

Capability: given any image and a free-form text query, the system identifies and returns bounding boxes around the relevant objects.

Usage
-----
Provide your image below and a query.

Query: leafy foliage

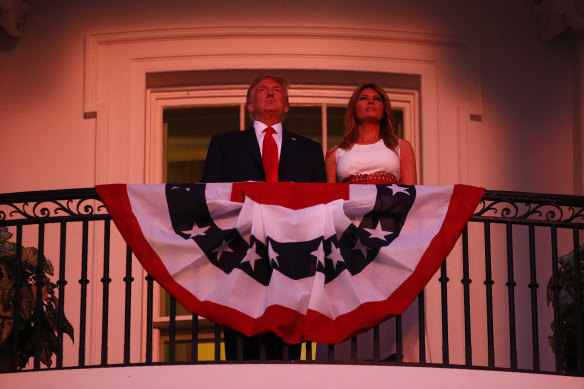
[0,226,74,370]
[547,243,583,375]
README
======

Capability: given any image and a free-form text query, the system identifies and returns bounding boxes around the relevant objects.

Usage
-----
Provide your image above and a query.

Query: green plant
[547,243,583,375]
[0,226,74,370]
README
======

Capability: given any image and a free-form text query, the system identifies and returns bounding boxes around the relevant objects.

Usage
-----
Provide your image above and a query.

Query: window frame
[145,84,421,361]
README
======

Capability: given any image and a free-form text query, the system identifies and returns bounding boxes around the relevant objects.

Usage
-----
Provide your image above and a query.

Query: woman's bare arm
[399,140,417,185]
[325,147,338,183]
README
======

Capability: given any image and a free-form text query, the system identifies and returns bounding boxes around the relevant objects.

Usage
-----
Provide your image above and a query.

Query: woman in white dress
[325,83,417,185]
[320,84,421,362]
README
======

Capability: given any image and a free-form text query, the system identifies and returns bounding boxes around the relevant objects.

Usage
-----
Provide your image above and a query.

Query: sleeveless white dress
[316,139,426,361]
[335,140,401,183]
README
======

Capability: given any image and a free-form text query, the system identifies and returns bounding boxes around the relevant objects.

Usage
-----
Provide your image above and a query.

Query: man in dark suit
[201,75,326,360]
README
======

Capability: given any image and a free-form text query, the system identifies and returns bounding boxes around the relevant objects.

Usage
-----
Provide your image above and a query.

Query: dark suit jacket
[201,127,326,183]
[201,126,324,360]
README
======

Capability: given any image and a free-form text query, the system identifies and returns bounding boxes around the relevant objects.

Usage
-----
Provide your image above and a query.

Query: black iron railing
[0,188,582,376]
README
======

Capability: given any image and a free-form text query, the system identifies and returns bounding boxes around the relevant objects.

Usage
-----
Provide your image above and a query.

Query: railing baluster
[550,225,560,372]
[191,314,199,362]
[462,226,473,366]
[484,221,495,367]
[350,336,357,362]
[56,221,68,369]
[100,217,111,366]
[418,291,426,364]
[169,296,176,363]
[145,274,154,364]
[214,324,222,362]
[395,315,403,363]
[33,222,45,370]
[123,245,133,365]
[11,224,23,372]
[528,224,540,372]
[78,219,89,367]
[505,222,517,370]
[305,341,313,361]
[236,331,244,361]
[439,261,449,365]
[573,227,583,376]
[373,325,380,362]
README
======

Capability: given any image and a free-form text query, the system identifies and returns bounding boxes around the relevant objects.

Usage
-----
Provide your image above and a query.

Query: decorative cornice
[86,25,476,48]
[0,0,27,37]
[84,26,480,115]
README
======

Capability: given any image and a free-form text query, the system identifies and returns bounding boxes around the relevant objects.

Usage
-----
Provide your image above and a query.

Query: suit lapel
[241,128,264,175]
[279,129,296,176]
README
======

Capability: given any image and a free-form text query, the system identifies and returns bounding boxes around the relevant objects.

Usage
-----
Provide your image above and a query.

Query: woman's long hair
[339,83,399,151]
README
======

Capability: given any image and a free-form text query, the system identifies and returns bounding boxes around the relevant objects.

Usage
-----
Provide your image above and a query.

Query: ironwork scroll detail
[0,197,106,221]
[474,199,584,224]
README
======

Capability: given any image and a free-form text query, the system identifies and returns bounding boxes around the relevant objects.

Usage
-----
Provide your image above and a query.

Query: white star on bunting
[387,184,410,196]
[181,223,210,238]
[241,242,262,271]
[268,240,279,267]
[212,239,234,261]
[364,221,393,241]
[310,240,326,267]
[352,238,369,258]
[326,240,345,270]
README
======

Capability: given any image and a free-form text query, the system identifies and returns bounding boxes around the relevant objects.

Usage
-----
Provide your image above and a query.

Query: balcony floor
[2,364,582,389]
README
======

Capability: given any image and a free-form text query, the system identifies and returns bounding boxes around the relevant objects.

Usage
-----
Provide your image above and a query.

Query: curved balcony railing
[0,187,582,376]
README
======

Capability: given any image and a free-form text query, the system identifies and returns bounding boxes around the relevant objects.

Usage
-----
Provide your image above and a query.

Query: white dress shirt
[253,121,283,160]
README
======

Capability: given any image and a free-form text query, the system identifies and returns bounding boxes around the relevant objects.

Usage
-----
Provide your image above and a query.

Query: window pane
[160,292,191,317]
[164,106,240,183]
[163,106,239,318]
[327,106,345,149]
[392,109,404,139]
[160,327,226,362]
[283,106,322,144]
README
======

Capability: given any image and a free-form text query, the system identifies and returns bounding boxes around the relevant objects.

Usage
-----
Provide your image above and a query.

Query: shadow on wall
[0,29,20,51]
[0,0,27,51]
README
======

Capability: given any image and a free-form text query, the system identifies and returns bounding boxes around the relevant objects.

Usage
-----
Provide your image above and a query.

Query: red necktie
[262,127,278,182]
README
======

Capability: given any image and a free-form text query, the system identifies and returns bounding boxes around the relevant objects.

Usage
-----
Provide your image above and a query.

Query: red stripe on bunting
[96,185,172,283]
[231,182,349,209]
